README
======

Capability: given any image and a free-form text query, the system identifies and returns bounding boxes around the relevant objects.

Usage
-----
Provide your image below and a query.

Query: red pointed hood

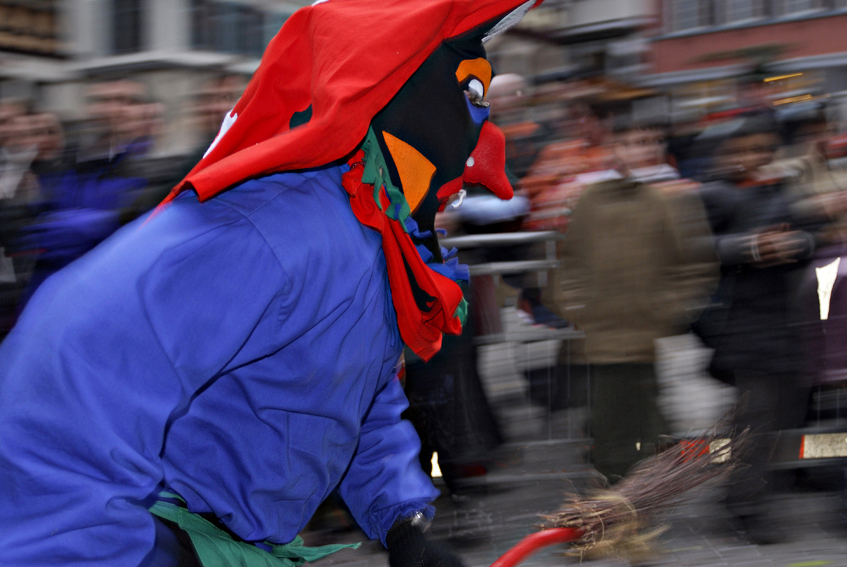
[170,0,542,201]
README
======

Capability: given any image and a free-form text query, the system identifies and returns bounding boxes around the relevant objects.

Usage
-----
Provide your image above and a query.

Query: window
[191,0,213,51]
[670,0,724,30]
[724,0,755,20]
[191,0,266,58]
[112,0,143,54]
[784,0,816,12]
[672,0,701,29]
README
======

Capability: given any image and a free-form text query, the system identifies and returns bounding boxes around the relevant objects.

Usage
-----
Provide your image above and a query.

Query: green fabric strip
[361,127,411,230]
[149,495,360,567]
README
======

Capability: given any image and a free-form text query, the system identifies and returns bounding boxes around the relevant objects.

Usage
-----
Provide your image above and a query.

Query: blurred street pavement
[303,325,847,567]
[302,437,847,567]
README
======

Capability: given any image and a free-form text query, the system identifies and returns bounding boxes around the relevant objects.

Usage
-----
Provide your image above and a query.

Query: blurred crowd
[5,69,847,550]
[425,70,847,546]
[0,74,245,338]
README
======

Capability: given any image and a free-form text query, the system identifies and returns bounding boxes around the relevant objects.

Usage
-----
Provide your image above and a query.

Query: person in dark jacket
[697,113,819,544]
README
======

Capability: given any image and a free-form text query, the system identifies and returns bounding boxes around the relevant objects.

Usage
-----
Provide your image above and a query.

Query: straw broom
[489,416,750,566]
[543,418,749,562]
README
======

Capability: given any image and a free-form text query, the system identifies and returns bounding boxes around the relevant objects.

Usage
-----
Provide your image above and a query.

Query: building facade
[643,0,847,121]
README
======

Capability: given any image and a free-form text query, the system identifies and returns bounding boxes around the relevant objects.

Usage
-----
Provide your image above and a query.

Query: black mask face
[370,31,494,261]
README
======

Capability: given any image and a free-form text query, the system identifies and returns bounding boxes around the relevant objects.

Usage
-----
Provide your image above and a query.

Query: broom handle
[489,528,583,567]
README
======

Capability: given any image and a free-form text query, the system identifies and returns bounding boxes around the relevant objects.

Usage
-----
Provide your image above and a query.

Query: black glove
[386,520,465,567]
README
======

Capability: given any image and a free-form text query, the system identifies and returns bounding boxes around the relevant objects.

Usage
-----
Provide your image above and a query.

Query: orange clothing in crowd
[520,139,615,232]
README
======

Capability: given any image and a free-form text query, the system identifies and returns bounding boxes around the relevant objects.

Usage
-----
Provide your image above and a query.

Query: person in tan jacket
[557,116,718,481]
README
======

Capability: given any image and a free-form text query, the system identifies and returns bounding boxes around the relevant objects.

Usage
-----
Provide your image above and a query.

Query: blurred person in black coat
[0,104,40,339]
[696,113,821,543]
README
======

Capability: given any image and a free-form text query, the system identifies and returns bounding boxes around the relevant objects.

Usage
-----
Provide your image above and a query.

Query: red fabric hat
[169,0,541,201]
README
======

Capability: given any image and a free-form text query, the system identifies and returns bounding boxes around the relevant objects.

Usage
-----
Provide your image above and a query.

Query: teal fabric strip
[452,296,468,326]
[149,495,360,567]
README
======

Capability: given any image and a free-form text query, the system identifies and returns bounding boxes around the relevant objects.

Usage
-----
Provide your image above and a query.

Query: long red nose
[463,121,513,200]
[434,121,514,208]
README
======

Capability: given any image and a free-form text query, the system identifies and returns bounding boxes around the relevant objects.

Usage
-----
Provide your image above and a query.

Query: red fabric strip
[342,152,463,361]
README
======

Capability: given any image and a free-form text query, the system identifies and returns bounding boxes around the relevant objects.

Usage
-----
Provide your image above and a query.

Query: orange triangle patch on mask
[382,131,437,213]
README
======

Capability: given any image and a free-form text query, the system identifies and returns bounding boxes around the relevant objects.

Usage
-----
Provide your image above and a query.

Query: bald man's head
[487,73,528,123]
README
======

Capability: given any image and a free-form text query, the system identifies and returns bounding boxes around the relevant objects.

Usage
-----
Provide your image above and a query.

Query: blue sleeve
[337,373,440,546]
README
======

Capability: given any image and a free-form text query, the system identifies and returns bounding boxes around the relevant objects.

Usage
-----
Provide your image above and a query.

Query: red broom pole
[489,528,583,567]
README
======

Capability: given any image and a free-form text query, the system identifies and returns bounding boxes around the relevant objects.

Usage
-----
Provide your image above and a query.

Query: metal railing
[447,231,589,459]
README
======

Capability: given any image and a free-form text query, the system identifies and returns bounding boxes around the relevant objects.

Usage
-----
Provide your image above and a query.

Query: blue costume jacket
[0,165,439,566]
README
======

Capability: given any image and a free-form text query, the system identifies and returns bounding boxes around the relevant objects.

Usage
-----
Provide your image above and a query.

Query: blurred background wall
[0,0,308,154]
[2,0,846,155]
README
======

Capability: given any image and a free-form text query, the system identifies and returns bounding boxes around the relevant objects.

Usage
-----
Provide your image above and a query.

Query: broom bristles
[542,411,750,561]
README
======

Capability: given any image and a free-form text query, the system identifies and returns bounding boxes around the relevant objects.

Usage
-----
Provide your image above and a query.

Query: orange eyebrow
[455,58,492,96]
